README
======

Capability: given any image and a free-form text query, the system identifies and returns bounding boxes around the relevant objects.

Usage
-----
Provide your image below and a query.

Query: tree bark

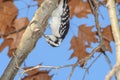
[0,0,58,80]
[106,0,120,79]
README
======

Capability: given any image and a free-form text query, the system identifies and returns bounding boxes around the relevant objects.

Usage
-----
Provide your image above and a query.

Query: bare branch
[18,63,79,80]
[18,45,101,80]
[82,53,102,80]
[88,0,112,71]
[88,0,106,51]
[68,62,78,80]
[83,45,101,66]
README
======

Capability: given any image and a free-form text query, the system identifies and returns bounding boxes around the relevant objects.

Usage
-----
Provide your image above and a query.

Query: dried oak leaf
[118,0,120,3]
[0,0,2,3]
[70,25,98,66]
[102,25,114,52]
[22,67,51,80]
[0,18,29,57]
[0,1,17,36]
[69,0,92,18]
[2,0,13,2]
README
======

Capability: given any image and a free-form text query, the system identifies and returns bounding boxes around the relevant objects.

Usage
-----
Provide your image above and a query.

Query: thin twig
[18,63,79,79]
[68,62,78,80]
[88,0,113,73]
[88,0,106,51]
[0,26,27,37]
[105,63,120,80]
[82,45,101,67]
[17,45,101,80]
[82,53,102,80]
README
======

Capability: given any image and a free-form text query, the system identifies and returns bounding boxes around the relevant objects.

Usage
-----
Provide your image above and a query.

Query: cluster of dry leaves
[0,0,29,57]
[0,0,117,80]
[23,67,51,80]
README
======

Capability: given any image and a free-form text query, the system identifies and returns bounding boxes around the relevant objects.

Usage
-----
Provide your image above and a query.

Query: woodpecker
[44,0,70,47]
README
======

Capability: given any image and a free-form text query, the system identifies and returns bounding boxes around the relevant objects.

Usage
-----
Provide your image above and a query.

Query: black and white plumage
[44,0,70,47]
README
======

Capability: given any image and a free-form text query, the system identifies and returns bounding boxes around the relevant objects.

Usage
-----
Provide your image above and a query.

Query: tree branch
[88,0,112,70]
[106,0,120,79]
[0,0,58,80]
[82,53,102,80]
[88,0,106,51]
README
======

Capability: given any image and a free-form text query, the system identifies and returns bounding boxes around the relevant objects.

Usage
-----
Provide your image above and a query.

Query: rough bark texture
[0,0,58,80]
[106,0,120,79]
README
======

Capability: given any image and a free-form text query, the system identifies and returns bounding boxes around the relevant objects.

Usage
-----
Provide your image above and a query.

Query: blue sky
[0,0,117,80]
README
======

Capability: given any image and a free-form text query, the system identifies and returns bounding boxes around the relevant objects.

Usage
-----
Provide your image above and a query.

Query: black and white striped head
[44,35,62,47]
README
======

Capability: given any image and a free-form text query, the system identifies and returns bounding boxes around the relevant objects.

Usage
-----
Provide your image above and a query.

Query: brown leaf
[0,0,3,3]
[70,25,98,66]
[78,25,98,45]
[70,37,89,66]
[0,38,13,52]
[0,0,13,2]
[118,0,120,3]
[0,18,29,56]
[69,0,92,18]
[102,25,114,52]
[22,67,51,80]
[0,1,17,35]
[0,1,18,56]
